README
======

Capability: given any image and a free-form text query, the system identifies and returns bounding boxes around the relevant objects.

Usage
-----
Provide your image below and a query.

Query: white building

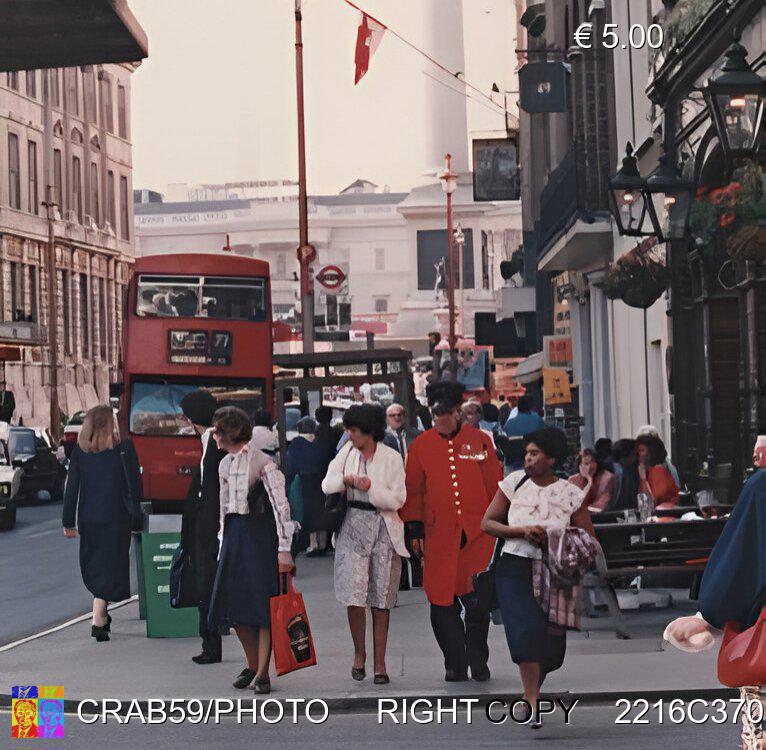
[135,179,522,354]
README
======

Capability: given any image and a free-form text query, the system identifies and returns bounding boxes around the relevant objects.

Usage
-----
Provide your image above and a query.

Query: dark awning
[0,0,147,72]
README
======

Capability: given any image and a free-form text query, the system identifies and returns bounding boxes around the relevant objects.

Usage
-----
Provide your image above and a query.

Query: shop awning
[0,0,147,72]
[514,351,543,384]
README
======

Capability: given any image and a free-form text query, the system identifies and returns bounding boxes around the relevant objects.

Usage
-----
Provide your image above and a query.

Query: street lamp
[439,154,459,381]
[703,39,765,165]
[643,154,695,241]
[608,143,655,238]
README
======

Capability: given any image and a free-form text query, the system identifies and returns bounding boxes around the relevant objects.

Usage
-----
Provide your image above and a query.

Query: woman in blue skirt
[481,429,593,728]
[207,407,298,694]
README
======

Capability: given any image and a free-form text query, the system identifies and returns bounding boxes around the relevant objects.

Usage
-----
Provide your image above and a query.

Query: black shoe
[192,652,222,665]
[253,676,271,694]
[104,614,112,633]
[233,668,256,689]
[444,669,469,682]
[471,666,491,682]
[91,624,110,642]
[373,674,390,685]
[351,667,366,681]
[306,548,327,558]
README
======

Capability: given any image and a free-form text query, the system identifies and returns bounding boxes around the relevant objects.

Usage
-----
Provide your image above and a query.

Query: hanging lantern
[703,39,765,163]
[643,155,695,241]
[608,143,656,237]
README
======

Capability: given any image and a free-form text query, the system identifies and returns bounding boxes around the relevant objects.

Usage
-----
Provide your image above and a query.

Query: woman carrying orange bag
[665,440,766,749]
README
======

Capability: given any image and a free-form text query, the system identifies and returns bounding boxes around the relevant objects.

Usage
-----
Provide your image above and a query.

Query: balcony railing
[538,150,581,256]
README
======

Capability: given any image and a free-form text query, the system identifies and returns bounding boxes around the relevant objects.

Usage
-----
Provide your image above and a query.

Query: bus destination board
[168,330,232,365]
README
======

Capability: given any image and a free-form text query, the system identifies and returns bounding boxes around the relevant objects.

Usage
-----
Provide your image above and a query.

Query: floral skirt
[741,687,766,750]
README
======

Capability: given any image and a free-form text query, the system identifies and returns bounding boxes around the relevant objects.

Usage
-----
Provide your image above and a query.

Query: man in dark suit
[385,403,423,590]
[180,390,227,665]
[385,403,421,461]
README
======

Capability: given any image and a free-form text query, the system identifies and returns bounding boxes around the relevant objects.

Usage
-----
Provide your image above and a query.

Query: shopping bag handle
[279,572,294,596]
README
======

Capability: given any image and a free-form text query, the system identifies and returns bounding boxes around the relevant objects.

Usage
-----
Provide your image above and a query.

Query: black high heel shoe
[233,668,256,689]
[351,667,366,681]
[253,676,271,694]
[91,624,110,642]
[104,614,112,633]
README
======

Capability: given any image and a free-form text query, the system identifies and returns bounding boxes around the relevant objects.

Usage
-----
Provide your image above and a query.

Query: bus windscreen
[129,380,265,436]
[136,274,268,321]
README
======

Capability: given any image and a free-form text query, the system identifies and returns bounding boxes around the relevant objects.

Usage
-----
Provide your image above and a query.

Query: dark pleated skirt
[79,520,131,602]
[208,510,278,630]
[495,553,566,673]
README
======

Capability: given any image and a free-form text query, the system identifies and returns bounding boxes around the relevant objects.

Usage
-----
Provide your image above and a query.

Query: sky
[129,0,516,196]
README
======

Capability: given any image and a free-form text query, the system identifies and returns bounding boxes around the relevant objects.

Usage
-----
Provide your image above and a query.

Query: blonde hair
[78,405,120,452]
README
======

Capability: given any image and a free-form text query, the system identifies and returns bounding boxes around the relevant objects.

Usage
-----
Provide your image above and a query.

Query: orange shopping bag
[270,573,317,676]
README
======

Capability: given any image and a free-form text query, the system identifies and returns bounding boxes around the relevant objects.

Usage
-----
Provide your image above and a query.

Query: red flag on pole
[354,12,385,85]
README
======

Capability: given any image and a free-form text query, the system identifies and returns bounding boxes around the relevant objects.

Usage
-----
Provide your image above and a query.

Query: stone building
[0,64,137,427]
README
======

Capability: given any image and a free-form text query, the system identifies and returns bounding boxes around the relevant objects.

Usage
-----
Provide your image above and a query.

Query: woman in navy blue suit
[63,405,141,642]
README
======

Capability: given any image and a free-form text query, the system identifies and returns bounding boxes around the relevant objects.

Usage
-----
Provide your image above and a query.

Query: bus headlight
[0,484,9,496]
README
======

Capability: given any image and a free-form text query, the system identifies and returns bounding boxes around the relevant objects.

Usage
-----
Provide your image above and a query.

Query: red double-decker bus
[120,253,273,505]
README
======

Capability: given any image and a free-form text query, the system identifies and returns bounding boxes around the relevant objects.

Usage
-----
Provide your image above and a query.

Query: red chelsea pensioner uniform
[401,425,503,606]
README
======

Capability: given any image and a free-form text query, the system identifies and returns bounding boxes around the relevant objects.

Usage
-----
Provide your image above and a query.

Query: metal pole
[42,185,60,441]
[295,0,314,353]
[458,236,464,337]
[446,156,458,382]
[644,307,650,424]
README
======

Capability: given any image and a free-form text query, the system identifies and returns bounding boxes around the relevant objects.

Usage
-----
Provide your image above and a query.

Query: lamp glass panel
[614,189,652,235]
[717,92,763,152]
[651,188,692,240]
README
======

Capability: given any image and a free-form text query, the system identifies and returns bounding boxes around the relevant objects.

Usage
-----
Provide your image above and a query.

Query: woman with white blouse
[482,428,593,728]
[322,404,408,685]
[207,407,298,694]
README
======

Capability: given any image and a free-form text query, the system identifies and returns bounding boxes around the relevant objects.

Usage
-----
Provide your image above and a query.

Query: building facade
[505,0,764,498]
[0,65,137,427]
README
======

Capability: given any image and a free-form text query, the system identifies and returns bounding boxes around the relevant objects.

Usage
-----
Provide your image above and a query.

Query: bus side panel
[132,434,201,503]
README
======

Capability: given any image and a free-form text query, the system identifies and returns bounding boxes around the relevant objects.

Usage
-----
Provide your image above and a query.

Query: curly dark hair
[524,427,568,462]
[636,434,668,466]
[212,406,252,445]
[425,380,464,409]
[343,403,386,442]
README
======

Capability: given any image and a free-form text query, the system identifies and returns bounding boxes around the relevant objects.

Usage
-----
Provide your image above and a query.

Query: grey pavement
[1,555,726,708]
[0,499,93,644]
[0,704,738,749]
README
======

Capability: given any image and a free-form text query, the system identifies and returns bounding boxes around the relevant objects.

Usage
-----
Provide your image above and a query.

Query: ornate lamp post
[703,38,765,166]
[439,154,459,381]
[643,154,695,241]
[608,143,655,238]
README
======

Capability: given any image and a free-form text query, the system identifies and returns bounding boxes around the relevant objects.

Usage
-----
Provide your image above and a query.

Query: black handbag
[323,445,353,534]
[118,443,144,532]
[169,543,199,608]
[472,474,530,611]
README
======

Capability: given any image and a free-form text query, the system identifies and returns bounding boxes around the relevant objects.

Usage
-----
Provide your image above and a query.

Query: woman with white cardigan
[322,403,409,685]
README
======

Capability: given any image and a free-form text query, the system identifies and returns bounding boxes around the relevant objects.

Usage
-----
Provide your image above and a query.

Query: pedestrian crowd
[62,385,657,728]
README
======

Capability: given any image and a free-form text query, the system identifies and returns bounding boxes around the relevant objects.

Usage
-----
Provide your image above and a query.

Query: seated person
[636,434,680,510]
[568,448,615,511]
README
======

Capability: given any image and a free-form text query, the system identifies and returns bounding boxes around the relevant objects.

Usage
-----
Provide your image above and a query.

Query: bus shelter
[272,348,417,461]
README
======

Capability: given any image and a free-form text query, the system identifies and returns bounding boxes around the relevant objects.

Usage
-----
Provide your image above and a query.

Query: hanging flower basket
[601,240,670,309]
[690,162,765,262]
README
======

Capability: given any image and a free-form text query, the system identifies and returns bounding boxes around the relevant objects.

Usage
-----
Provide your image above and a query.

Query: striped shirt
[218,439,298,552]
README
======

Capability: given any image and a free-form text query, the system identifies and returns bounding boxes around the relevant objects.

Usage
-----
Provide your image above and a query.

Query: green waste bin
[139,531,199,638]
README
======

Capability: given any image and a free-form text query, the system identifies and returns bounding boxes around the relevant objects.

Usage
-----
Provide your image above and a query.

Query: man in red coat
[401,381,503,681]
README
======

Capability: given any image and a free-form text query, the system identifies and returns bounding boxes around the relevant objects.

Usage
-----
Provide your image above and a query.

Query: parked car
[62,410,86,458]
[8,426,66,503]
[0,439,22,531]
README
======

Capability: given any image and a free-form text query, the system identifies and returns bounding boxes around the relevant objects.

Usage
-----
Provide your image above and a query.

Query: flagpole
[295,0,315,354]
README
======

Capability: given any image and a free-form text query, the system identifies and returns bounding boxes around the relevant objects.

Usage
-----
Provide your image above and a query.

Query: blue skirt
[495,553,566,673]
[208,511,279,630]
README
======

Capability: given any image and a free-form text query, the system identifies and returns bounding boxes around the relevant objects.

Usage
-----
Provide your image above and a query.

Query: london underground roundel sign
[316,264,346,292]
